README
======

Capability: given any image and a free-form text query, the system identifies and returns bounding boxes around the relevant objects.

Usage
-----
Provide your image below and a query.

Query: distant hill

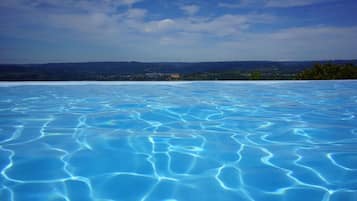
[1,60,356,81]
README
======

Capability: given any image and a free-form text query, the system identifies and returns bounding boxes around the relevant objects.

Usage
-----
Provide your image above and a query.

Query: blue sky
[0,0,356,63]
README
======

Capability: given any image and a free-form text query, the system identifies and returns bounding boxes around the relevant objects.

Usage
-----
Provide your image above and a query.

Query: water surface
[0,81,356,201]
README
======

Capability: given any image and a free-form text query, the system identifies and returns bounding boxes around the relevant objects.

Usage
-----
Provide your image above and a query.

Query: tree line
[296,63,357,80]
[0,62,356,81]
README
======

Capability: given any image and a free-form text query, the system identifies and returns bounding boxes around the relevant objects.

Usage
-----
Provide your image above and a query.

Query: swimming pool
[0,81,356,201]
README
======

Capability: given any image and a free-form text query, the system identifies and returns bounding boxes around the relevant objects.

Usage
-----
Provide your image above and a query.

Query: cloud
[141,14,273,37]
[0,0,143,12]
[0,0,274,44]
[118,0,143,6]
[219,0,334,8]
[218,0,262,8]
[266,0,328,7]
[1,0,355,63]
[180,5,200,15]
[218,26,357,60]
[144,19,175,33]
[125,8,147,19]
[218,3,242,8]
[0,0,148,39]
[181,15,248,36]
[139,25,357,61]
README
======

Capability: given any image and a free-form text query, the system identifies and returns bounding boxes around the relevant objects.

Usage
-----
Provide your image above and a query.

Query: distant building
[145,73,162,78]
[170,73,180,79]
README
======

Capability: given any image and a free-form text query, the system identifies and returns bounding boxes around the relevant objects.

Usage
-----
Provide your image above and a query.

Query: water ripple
[0,81,356,201]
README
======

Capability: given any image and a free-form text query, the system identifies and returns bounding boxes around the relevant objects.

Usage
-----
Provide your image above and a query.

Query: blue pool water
[0,81,356,201]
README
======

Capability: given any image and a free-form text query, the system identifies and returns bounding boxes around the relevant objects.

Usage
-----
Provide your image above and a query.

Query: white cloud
[180,5,200,15]
[141,14,273,36]
[218,0,261,8]
[218,26,357,60]
[266,0,328,7]
[218,3,242,8]
[0,0,149,40]
[117,0,143,6]
[0,0,143,12]
[125,8,147,19]
[219,0,335,8]
[0,0,274,41]
[182,15,248,36]
[1,0,355,62]
[144,19,175,33]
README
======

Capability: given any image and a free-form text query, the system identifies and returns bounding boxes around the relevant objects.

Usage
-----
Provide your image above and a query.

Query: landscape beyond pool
[0,81,356,201]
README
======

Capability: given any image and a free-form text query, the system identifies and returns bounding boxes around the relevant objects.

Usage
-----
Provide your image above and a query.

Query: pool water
[0,81,356,201]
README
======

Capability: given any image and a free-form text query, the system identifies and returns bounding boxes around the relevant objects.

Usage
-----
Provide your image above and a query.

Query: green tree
[250,71,262,80]
[297,63,357,80]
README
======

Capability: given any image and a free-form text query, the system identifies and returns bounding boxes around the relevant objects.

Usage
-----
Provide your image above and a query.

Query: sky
[0,0,357,63]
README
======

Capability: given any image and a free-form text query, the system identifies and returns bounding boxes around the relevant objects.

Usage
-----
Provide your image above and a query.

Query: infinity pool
[0,81,356,201]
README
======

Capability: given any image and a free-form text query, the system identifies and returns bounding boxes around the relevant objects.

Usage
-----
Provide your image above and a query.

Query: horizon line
[1,58,357,65]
